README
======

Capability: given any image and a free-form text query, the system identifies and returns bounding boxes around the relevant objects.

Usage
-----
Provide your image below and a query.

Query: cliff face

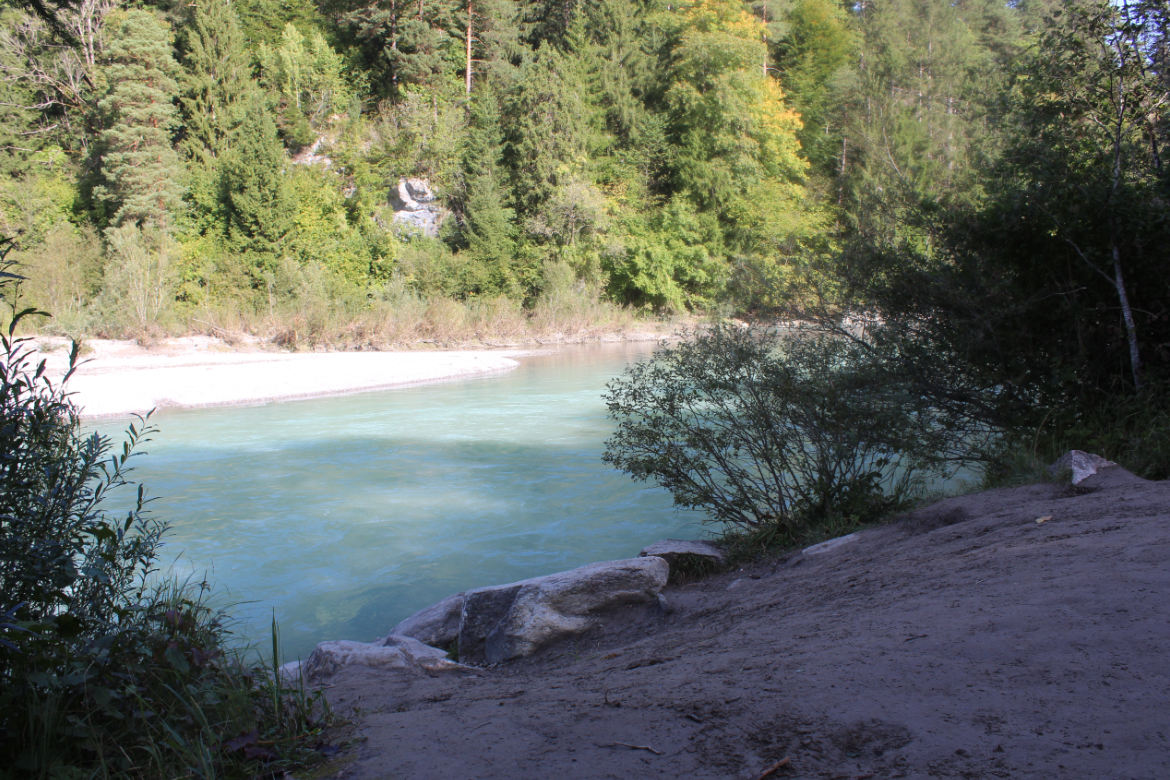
[313,465,1170,779]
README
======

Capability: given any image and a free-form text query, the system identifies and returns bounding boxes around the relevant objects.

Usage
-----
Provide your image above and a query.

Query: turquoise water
[93,343,699,661]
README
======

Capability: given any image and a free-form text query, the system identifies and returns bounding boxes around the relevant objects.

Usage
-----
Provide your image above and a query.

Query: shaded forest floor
[308,466,1169,780]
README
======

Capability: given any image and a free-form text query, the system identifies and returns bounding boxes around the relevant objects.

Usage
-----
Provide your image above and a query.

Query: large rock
[390,177,444,237]
[301,635,467,678]
[639,539,725,574]
[459,557,670,665]
[1049,450,1117,485]
[389,593,465,649]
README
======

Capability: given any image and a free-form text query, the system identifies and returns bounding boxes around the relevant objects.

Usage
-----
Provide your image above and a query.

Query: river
[92,342,700,662]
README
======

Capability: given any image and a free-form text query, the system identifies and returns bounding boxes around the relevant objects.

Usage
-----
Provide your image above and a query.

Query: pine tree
[178,0,252,220]
[501,48,601,215]
[221,91,294,278]
[344,0,461,99]
[462,89,517,292]
[96,9,185,231]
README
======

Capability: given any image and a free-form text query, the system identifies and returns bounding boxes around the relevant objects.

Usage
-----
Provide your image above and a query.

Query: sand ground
[310,466,1170,780]
[28,336,533,418]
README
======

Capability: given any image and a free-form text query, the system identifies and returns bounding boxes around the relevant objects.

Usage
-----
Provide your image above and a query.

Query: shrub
[0,250,330,778]
[603,325,958,545]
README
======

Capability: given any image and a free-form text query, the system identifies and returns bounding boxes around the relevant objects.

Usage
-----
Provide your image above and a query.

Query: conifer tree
[848,0,1019,206]
[501,48,600,215]
[96,9,185,231]
[221,91,294,278]
[462,89,518,292]
[179,0,252,219]
[345,0,461,98]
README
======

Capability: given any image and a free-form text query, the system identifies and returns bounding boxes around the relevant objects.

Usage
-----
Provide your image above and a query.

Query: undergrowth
[0,248,335,779]
[980,386,1170,488]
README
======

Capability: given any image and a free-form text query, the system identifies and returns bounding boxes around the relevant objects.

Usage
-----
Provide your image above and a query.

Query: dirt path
[312,467,1169,779]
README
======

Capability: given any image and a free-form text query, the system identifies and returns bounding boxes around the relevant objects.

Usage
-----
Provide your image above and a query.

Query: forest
[0,0,1166,449]
[0,1,1168,776]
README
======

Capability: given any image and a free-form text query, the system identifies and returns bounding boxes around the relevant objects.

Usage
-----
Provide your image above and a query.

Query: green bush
[0,251,331,778]
[603,325,958,546]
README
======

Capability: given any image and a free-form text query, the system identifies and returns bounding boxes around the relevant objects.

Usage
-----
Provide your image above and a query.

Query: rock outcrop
[390,592,465,649]
[639,538,725,574]
[301,636,467,678]
[390,178,445,237]
[458,557,670,665]
[299,540,710,678]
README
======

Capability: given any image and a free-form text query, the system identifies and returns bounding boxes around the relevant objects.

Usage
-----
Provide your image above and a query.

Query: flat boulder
[302,636,467,679]
[459,557,670,665]
[390,592,465,649]
[639,539,725,574]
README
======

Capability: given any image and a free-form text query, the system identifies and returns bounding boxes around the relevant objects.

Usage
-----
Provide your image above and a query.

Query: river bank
[304,464,1170,780]
[30,326,674,418]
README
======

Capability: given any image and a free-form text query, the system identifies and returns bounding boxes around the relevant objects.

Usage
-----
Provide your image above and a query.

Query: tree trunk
[465,1,474,97]
[1109,57,1143,390]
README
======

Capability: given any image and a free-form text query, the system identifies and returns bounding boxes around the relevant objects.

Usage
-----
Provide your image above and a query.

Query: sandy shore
[31,336,529,418]
[318,466,1170,779]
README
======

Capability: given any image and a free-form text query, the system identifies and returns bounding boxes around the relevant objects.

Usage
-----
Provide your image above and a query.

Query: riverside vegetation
[1,0,1168,776]
[0,254,337,778]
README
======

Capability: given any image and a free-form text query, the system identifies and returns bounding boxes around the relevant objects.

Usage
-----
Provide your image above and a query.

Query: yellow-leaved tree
[663,0,830,311]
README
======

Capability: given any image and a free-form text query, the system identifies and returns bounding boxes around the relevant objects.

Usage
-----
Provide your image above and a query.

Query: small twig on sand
[597,741,662,756]
[754,756,790,780]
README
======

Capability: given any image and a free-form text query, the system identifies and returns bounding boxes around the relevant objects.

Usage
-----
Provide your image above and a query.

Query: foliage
[776,0,859,177]
[178,0,253,221]
[10,224,102,335]
[0,0,1163,494]
[95,9,185,231]
[603,325,958,545]
[987,0,1170,392]
[99,222,175,333]
[222,90,295,280]
[259,23,352,144]
[0,254,332,778]
[664,0,807,222]
[837,0,1169,476]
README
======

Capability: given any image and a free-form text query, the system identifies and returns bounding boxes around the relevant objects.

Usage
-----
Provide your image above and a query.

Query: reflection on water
[93,342,700,661]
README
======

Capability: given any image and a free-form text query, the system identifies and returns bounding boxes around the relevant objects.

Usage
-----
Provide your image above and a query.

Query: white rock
[460,557,670,665]
[1049,450,1117,485]
[302,635,467,678]
[803,532,860,556]
[389,593,465,649]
